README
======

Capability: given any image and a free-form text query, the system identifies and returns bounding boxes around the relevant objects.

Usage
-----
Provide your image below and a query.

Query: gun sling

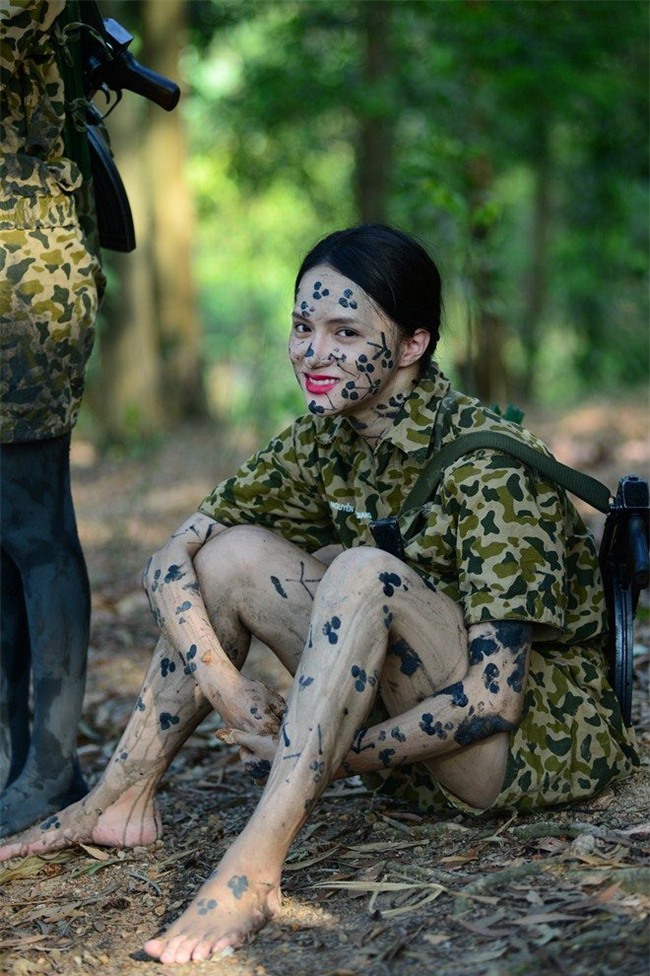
[399,431,612,517]
[369,430,649,727]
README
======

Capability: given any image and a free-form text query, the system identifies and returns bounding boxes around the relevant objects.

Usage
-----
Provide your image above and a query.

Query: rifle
[599,476,650,726]
[81,10,180,113]
[58,1,181,252]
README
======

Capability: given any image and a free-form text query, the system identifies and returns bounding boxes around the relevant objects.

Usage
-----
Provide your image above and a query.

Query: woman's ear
[398,328,430,368]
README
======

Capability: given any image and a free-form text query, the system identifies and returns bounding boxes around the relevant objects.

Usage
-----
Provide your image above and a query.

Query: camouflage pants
[365,641,639,815]
[0,223,103,442]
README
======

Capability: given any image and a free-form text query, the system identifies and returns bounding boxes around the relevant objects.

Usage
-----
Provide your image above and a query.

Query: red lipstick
[305,374,338,395]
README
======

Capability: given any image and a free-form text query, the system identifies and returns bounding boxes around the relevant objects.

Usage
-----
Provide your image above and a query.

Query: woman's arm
[143,511,285,734]
[341,619,532,776]
[229,619,532,779]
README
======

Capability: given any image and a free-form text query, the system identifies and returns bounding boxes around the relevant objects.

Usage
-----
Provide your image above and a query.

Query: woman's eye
[338,328,358,339]
[293,322,310,335]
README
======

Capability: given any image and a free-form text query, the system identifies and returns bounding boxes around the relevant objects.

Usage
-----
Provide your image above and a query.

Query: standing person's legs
[0,549,31,790]
[0,435,90,836]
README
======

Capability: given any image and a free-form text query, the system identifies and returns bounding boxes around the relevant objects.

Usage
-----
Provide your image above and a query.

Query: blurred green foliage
[104,0,650,441]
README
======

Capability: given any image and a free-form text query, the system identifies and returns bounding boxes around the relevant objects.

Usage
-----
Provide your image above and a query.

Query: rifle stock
[600,475,650,726]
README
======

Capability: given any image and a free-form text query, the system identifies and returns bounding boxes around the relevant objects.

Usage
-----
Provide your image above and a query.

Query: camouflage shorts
[364,642,639,816]
[0,221,104,442]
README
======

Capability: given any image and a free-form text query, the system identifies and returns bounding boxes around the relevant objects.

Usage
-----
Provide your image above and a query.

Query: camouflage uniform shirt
[201,366,638,814]
[200,365,604,647]
[200,365,639,812]
[1,0,103,442]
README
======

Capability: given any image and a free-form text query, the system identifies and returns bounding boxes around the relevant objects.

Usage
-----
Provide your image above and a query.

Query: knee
[193,524,277,587]
[325,545,397,595]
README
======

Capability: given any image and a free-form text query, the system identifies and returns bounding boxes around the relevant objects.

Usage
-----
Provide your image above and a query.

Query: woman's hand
[216,727,279,785]
[214,673,286,738]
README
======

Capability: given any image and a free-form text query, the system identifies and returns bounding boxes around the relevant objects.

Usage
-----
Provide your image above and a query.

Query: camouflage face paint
[312,281,330,300]
[454,714,515,746]
[227,875,249,899]
[388,637,422,675]
[197,898,218,915]
[322,616,341,644]
[289,265,410,429]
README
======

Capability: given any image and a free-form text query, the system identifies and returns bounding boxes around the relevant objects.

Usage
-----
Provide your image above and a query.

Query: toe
[143,937,165,961]
[160,934,197,965]
[190,937,215,961]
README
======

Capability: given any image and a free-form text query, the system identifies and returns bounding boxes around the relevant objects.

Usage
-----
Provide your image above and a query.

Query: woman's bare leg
[143,542,480,964]
[2,528,505,965]
[0,525,326,860]
[0,633,212,858]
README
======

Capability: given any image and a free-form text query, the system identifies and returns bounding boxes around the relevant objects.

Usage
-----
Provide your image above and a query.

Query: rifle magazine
[87,124,136,252]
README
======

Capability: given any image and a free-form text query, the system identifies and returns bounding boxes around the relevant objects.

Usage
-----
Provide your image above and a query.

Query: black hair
[294,224,442,371]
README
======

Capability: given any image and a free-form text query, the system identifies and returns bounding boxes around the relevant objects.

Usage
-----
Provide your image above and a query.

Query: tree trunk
[91,0,205,443]
[143,0,206,420]
[520,122,551,398]
[355,1,394,222]
[97,92,164,443]
[464,119,508,405]
[464,150,505,404]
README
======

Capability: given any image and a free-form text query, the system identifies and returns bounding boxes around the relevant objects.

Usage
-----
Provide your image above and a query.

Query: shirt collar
[312,363,451,459]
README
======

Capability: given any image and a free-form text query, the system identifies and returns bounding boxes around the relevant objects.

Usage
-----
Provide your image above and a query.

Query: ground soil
[0,399,648,976]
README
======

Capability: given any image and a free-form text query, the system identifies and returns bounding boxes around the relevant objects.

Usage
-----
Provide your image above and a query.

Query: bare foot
[144,850,282,964]
[0,783,161,861]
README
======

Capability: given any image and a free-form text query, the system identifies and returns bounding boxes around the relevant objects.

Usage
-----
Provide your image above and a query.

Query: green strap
[400,431,613,517]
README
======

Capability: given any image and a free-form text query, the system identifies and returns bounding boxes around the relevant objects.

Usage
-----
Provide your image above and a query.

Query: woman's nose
[304,335,333,365]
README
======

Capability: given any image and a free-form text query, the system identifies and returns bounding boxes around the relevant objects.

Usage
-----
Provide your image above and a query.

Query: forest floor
[0,397,648,976]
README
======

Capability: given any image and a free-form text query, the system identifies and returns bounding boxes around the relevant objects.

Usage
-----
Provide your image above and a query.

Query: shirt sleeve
[438,449,572,638]
[1,1,65,78]
[198,419,339,553]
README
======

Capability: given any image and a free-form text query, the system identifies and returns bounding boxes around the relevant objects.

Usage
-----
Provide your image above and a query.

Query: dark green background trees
[87,0,649,444]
